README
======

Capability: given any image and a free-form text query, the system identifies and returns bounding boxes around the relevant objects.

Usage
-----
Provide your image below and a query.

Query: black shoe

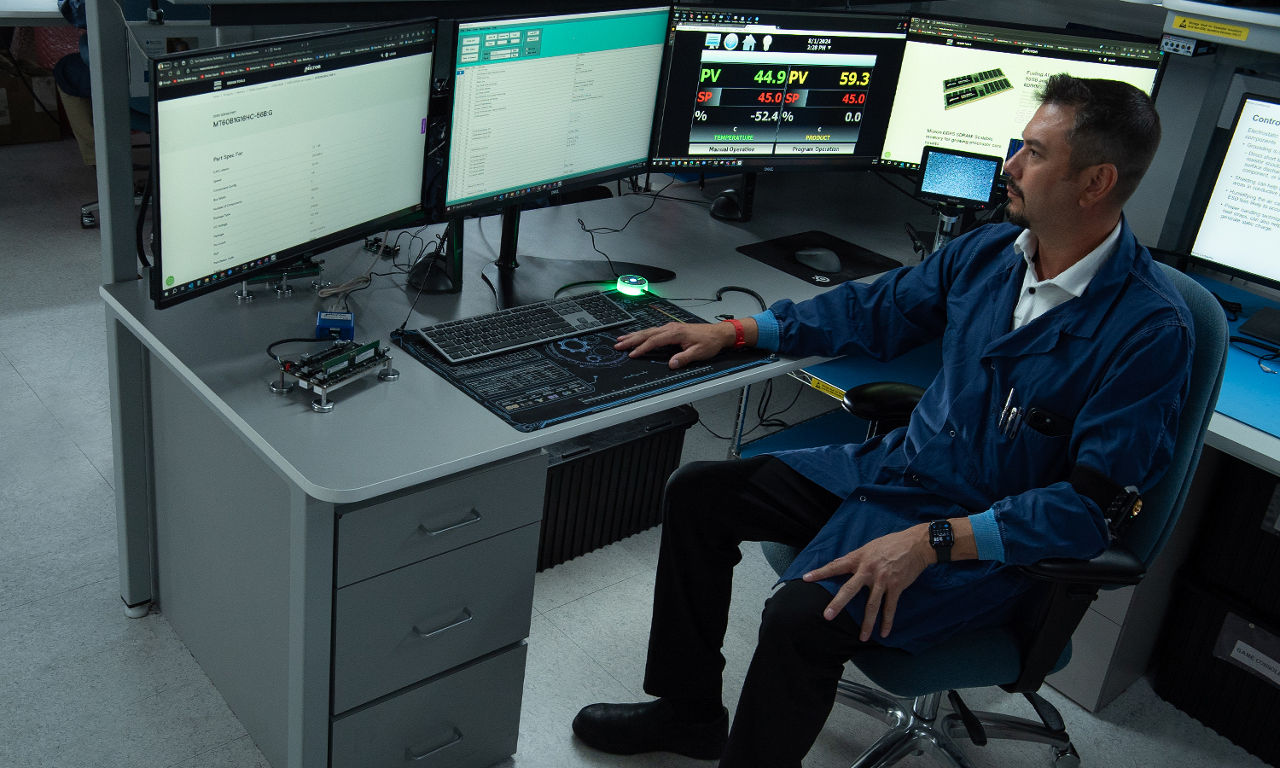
[572,698,728,759]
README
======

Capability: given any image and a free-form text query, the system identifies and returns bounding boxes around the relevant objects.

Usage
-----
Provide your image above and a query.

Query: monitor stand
[932,205,978,252]
[407,217,464,294]
[481,204,675,309]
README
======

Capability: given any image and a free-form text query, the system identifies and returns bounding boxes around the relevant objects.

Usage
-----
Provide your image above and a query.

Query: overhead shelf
[1163,1,1280,55]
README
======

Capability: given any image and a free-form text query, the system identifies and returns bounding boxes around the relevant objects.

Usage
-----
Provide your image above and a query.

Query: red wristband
[724,318,746,349]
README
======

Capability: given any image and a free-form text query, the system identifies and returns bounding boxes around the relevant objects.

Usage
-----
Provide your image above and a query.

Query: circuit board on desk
[392,292,774,431]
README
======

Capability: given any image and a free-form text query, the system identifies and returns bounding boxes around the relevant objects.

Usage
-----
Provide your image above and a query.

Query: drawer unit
[331,644,526,768]
[336,453,546,587]
[333,522,539,713]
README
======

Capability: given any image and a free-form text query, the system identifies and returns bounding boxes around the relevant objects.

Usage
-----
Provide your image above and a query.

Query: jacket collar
[982,216,1140,358]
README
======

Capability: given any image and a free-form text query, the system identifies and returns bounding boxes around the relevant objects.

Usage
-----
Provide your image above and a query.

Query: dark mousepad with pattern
[737,230,901,287]
[392,292,774,432]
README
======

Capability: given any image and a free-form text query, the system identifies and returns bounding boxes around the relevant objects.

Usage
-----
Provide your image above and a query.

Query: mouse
[793,246,842,274]
[709,190,744,221]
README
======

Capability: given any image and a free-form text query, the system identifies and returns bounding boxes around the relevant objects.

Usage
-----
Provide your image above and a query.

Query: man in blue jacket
[572,74,1192,767]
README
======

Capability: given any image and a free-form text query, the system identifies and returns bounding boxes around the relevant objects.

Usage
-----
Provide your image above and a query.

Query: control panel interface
[650,8,908,170]
[151,21,435,308]
[445,7,669,213]
[878,16,1162,171]
[1191,94,1280,289]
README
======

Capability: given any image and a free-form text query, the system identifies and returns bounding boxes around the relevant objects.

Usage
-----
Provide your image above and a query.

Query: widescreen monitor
[1189,93,1280,290]
[649,7,908,171]
[878,16,1163,172]
[444,7,669,214]
[150,20,437,309]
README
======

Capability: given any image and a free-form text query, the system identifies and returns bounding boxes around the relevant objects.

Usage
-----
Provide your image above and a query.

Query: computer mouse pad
[393,292,774,432]
[736,230,901,286]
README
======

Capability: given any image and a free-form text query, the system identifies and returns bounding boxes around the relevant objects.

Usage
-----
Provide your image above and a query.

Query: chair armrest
[1001,544,1146,693]
[1020,544,1145,587]
[841,382,926,422]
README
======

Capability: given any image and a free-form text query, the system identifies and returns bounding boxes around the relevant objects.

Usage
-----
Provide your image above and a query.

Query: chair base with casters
[830,684,1078,768]
[761,538,1093,768]
[760,262,1229,768]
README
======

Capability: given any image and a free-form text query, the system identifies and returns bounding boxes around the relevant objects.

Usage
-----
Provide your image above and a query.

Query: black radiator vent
[539,406,698,571]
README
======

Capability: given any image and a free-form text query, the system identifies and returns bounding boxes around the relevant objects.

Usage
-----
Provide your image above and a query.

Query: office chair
[761,263,1228,767]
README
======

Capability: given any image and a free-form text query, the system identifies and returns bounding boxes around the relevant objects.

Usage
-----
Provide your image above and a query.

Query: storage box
[539,405,697,571]
[1189,455,1280,625]
[1153,571,1280,766]
[0,58,61,145]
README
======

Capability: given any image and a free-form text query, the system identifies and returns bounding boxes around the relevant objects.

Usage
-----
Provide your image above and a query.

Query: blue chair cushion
[758,540,1070,697]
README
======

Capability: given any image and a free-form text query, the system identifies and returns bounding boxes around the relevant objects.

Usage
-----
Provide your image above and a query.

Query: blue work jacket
[770,220,1193,653]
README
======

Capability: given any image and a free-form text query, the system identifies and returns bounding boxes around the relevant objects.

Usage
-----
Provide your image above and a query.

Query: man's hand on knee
[801,524,933,642]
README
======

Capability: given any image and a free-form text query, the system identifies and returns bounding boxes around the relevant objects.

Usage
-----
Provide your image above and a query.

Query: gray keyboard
[416,291,636,364]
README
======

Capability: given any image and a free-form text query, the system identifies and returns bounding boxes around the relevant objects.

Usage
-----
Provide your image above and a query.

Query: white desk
[101,173,935,768]
[0,0,61,26]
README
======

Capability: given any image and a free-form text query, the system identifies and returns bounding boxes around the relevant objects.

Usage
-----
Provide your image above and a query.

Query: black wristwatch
[929,520,954,564]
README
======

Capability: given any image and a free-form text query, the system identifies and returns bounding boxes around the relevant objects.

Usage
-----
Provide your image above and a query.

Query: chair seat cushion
[760,541,1071,697]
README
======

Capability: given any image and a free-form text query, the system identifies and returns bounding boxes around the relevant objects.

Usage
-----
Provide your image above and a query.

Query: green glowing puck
[616,274,649,296]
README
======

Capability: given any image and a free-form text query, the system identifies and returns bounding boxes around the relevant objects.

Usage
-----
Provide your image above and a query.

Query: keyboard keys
[417,291,636,364]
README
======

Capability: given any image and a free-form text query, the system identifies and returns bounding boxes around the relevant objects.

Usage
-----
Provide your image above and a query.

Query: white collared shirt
[1010,220,1123,330]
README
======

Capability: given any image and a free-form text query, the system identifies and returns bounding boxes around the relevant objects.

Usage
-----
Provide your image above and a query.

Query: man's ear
[1078,163,1118,208]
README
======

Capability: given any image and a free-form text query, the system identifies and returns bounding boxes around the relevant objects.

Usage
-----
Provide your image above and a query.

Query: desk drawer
[336,452,545,587]
[333,522,538,713]
[331,644,525,768]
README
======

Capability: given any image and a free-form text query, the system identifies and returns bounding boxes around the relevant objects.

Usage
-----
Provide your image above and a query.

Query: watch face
[930,520,954,548]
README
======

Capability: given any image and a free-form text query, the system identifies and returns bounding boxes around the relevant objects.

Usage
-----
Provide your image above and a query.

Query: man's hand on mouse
[615,319,754,369]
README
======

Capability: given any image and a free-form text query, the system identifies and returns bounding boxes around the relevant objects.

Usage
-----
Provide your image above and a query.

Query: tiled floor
[0,137,1266,768]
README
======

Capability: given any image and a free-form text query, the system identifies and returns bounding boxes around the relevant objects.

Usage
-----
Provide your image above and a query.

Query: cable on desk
[665,286,768,315]
[398,221,450,331]
[696,376,807,440]
[1230,336,1280,374]
[266,336,336,365]
[873,170,934,210]
[576,176,677,270]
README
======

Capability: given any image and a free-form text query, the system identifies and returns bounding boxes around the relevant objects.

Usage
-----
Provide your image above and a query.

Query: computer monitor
[649,7,908,172]
[444,6,671,307]
[149,20,437,309]
[1189,92,1280,344]
[878,16,1163,172]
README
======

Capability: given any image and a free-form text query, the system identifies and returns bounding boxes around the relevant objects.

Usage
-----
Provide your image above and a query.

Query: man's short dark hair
[1038,74,1161,205]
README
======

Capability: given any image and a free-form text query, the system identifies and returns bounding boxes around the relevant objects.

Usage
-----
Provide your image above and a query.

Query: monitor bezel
[441,5,671,217]
[1186,91,1280,292]
[648,5,910,174]
[875,13,1166,175]
[914,145,1003,209]
[148,18,438,310]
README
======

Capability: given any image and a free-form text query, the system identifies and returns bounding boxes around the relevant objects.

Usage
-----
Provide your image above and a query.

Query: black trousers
[641,455,872,768]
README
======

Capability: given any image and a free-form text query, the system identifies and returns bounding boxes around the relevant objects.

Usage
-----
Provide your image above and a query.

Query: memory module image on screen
[942,67,1011,110]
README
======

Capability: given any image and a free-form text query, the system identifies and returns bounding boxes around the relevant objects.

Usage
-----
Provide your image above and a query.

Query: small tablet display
[916,145,1002,209]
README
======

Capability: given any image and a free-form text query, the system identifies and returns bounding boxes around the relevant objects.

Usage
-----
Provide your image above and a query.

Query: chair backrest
[1124,264,1229,566]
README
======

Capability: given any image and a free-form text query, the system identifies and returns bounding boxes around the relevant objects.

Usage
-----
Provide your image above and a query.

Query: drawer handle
[417,509,482,537]
[404,727,463,762]
[412,608,473,640]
